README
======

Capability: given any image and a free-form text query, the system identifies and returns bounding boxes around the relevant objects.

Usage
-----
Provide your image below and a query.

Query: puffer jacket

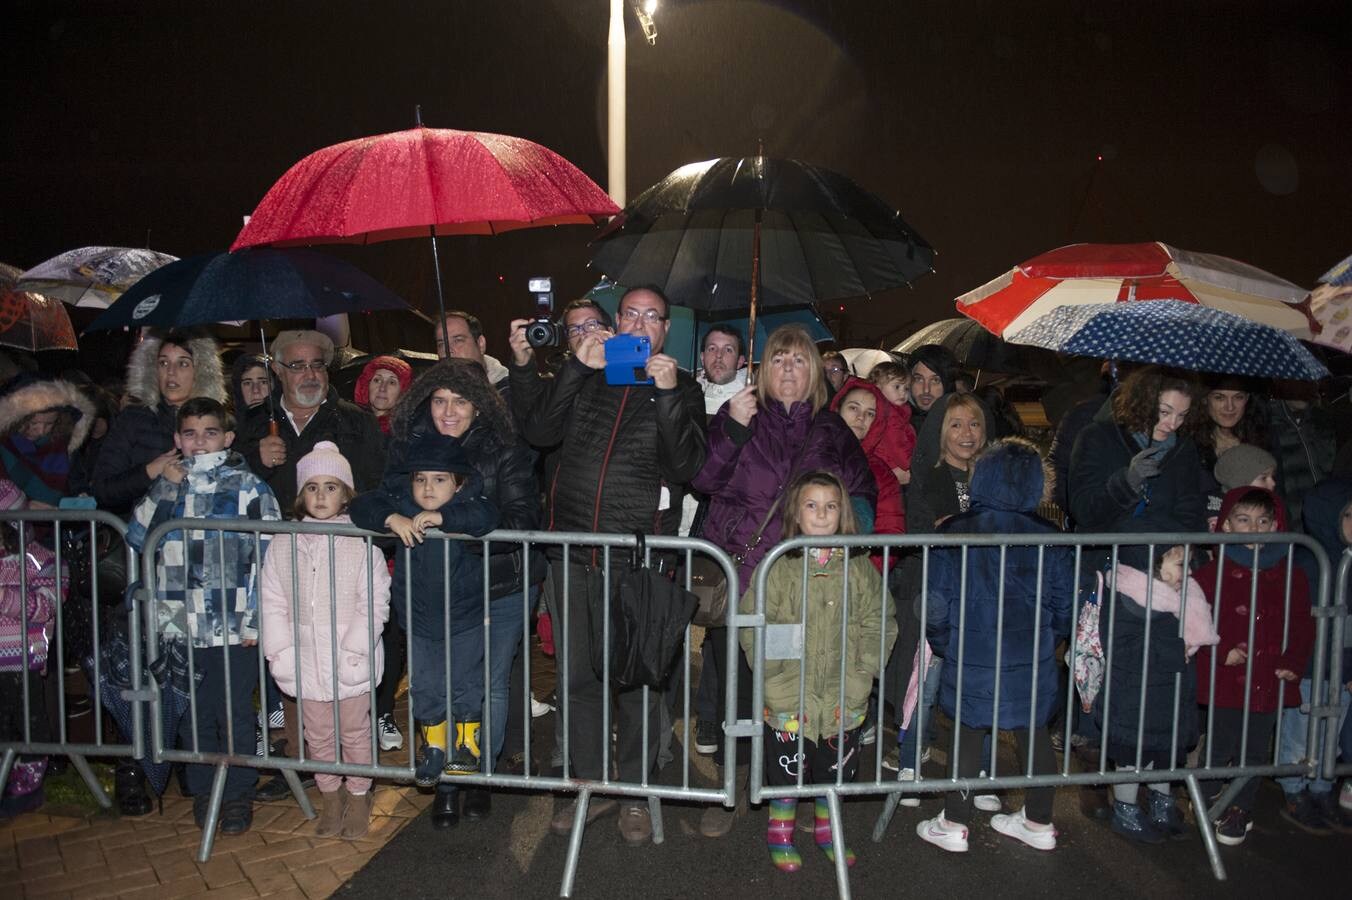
[694,399,875,585]
[828,377,913,542]
[925,442,1074,730]
[1195,487,1313,713]
[93,332,226,515]
[1267,399,1336,529]
[236,386,386,512]
[520,356,706,538]
[739,550,896,741]
[260,515,391,702]
[381,358,545,600]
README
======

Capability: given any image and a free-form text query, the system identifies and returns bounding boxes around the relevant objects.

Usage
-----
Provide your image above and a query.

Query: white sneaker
[898,768,921,807]
[378,713,404,751]
[973,770,1001,812]
[916,815,968,852]
[990,808,1057,851]
[531,693,555,718]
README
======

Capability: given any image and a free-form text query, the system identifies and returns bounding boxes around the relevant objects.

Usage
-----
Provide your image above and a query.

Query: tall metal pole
[607,0,627,208]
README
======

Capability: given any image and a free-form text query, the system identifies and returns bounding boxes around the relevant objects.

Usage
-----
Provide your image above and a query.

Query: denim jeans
[484,588,531,763]
[1276,677,1350,796]
[408,631,482,724]
[898,656,993,772]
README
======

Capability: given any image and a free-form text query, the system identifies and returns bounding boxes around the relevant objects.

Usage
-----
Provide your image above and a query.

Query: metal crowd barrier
[0,509,140,811]
[1327,549,1351,780]
[136,518,738,895]
[743,532,1341,899]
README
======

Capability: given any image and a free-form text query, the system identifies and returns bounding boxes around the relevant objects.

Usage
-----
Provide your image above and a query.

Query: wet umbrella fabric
[590,156,935,313]
[1004,300,1328,380]
[83,248,410,331]
[893,317,1037,374]
[0,263,78,351]
[1309,252,1352,354]
[16,247,178,309]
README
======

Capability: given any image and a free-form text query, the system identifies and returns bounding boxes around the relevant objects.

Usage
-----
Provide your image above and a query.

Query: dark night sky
[3,0,1349,360]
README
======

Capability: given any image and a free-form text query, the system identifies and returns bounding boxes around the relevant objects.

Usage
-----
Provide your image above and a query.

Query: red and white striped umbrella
[957,242,1317,341]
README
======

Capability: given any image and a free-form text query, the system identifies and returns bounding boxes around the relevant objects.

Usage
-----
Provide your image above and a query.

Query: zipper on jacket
[589,388,630,565]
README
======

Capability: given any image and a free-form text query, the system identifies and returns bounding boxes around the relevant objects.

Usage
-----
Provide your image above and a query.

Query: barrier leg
[558,788,591,899]
[647,795,664,845]
[196,764,229,862]
[69,753,111,809]
[1206,776,1249,822]
[871,792,901,843]
[0,748,15,794]
[1185,774,1227,882]
[281,767,315,819]
[825,790,852,900]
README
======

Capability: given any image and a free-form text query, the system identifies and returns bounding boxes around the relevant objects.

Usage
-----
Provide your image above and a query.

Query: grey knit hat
[1214,443,1277,491]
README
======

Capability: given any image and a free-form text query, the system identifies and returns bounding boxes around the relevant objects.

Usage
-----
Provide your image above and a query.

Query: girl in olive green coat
[740,470,897,873]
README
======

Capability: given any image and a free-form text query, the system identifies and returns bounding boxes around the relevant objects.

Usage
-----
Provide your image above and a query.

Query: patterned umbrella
[16,247,178,309]
[958,242,1317,340]
[1309,253,1352,354]
[1004,300,1328,380]
[0,263,78,352]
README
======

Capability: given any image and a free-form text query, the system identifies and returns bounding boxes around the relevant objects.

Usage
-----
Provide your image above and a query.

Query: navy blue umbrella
[1006,300,1328,381]
[83,248,410,331]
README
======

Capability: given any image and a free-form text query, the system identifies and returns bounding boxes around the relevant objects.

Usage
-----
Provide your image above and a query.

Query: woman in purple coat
[689,324,876,838]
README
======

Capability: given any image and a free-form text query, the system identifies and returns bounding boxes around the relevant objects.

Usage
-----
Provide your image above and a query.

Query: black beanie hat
[399,430,474,476]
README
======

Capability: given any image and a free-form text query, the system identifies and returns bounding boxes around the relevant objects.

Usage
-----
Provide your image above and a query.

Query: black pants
[376,620,405,719]
[944,724,1056,826]
[763,724,862,787]
[706,626,755,766]
[178,645,259,801]
[546,558,660,784]
[1204,707,1276,813]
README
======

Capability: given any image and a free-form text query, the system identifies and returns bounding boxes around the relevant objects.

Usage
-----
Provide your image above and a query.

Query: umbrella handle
[268,421,279,438]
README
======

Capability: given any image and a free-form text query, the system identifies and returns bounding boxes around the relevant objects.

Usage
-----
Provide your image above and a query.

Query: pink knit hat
[295,441,354,491]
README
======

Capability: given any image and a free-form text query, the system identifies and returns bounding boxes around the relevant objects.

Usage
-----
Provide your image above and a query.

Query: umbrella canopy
[1310,253,1352,355]
[0,263,78,351]
[838,348,896,379]
[84,248,411,332]
[1003,300,1328,381]
[892,316,1045,374]
[958,242,1316,340]
[589,155,935,313]
[230,126,619,248]
[16,246,178,309]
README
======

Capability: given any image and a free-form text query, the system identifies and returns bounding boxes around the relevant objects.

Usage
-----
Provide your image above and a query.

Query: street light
[607,0,658,207]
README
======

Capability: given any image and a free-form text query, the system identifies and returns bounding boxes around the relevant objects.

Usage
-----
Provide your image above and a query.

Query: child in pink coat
[261,442,391,839]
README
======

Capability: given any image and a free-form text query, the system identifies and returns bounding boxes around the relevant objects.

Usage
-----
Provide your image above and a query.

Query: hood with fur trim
[124,331,226,409]
[389,357,513,450]
[970,438,1046,513]
[0,376,97,452]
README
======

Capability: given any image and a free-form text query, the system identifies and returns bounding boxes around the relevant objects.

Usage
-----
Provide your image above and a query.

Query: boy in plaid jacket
[126,397,281,834]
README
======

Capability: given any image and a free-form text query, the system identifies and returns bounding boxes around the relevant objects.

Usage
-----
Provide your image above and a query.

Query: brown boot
[315,790,346,838]
[342,790,374,839]
[699,765,748,838]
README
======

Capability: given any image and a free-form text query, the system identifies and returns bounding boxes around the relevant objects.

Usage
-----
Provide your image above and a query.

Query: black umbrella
[590,155,934,364]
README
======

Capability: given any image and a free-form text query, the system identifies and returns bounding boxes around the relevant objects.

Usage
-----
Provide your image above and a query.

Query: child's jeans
[301,694,374,794]
[409,633,481,725]
[1276,678,1350,797]
[179,645,259,801]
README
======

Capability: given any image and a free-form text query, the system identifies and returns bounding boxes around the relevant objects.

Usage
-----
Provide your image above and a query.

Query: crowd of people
[1,284,1351,872]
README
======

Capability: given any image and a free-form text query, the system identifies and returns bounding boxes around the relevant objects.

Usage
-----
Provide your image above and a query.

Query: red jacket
[830,378,916,569]
[1195,487,1313,713]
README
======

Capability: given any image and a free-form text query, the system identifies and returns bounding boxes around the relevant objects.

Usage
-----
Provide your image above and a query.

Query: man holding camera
[509,286,706,846]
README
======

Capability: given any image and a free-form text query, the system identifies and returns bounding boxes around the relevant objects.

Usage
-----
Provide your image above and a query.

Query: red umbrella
[958,241,1318,341]
[0,263,78,352]
[230,124,619,347]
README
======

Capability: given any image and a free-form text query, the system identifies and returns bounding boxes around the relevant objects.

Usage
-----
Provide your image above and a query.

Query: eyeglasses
[618,308,667,324]
[823,365,847,375]
[565,319,608,338]
[278,360,328,373]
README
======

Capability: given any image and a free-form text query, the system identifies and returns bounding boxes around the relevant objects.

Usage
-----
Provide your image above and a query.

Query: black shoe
[220,798,253,835]
[114,761,153,818]
[462,787,491,821]
[431,786,459,830]
[1279,790,1333,836]
[255,772,315,802]
[694,720,719,755]
[1215,805,1252,846]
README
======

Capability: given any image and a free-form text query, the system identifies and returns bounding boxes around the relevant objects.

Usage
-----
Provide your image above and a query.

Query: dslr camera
[524,276,559,349]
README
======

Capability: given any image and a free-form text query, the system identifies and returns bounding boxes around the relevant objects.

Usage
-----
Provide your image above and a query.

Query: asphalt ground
[336,717,1350,900]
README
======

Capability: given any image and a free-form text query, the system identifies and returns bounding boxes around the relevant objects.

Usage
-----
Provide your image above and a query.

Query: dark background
[3,0,1348,370]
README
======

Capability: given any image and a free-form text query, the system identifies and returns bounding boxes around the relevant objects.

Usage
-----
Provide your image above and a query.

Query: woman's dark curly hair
[1110,366,1201,435]
[1187,375,1269,452]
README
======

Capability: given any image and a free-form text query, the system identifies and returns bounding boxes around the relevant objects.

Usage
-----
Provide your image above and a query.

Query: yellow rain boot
[446,720,482,775]
[415,721,448,787]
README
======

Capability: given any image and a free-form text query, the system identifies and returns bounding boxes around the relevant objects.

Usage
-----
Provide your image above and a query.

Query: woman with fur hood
[91,329,225,515]
[350,357,543,827]
[0,374,96,506]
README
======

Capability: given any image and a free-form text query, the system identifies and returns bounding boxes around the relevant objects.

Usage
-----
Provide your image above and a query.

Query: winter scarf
[1110,564,1219,657]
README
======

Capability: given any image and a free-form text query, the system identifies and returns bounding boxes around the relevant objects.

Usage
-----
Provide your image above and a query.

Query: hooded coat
[693,396,875,586]
[355,358,545,601]
[0,377,96,506]
[1302,478,1352,680]
[828,376,914,541]
[925,441,1074,730]
[92,332,226,515]
[1195,487,1314,713]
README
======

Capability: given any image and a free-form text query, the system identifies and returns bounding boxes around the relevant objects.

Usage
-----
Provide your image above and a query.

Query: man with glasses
[436,310,512,403]
[511,287,706,846]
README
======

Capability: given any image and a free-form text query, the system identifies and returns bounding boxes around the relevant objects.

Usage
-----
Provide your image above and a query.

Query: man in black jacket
[511,287,706,846]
